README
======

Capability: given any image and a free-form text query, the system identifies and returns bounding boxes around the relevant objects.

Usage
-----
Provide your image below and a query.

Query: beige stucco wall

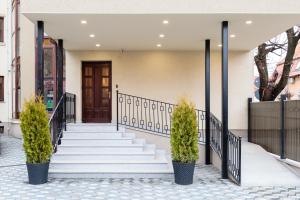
[66,50,252,130]
[20,16,35,106]
[23,0,300,14]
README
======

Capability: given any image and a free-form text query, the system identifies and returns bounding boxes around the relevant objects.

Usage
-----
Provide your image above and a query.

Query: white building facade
[0,0,299,137]
[0,0,300,184]
[0,0,14,134]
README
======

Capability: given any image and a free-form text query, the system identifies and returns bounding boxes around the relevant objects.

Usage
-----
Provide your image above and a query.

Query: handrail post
[247,98,252,142]
[64,93,67,131]
[280,95,286,159]
[74,94,76,123]
[116,89,119,131]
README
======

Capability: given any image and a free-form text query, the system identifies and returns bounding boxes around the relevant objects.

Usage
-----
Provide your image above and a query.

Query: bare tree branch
[255,26,300,101]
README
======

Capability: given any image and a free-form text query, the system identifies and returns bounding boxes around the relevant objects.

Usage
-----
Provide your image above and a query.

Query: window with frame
[0,17,4,43]
[0,76,4,101]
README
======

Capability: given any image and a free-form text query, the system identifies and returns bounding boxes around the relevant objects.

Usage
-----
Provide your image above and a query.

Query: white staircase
[49,123,173,178]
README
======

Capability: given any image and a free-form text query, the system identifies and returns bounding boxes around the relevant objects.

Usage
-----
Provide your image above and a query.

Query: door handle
[108,91,111,99]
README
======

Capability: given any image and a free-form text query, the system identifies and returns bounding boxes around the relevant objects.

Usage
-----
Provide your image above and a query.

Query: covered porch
[21,9,300,185]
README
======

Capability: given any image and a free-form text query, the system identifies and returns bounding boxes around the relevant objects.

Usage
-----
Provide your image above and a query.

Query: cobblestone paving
[1,136,300,199]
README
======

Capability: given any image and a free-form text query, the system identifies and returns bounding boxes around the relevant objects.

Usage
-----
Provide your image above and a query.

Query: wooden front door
[82,61,112,123]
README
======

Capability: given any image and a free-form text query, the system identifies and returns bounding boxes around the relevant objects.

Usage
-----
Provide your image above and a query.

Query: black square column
[56,39,63,102]
[221,21,229,179]
[35,21,44,96]
[205,39,211,165]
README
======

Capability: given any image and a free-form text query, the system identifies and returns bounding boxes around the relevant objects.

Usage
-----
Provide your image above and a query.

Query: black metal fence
[48,92,76,152]
[117,91,206,143]
[249,97,300,162]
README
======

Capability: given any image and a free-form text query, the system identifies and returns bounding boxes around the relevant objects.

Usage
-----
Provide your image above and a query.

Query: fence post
[116,89,119,131]
[247,98,252,142]
[280,95,286,159]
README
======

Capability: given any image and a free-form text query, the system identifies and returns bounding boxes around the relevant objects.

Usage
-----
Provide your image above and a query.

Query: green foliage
[171,97,199,163]
[20,96,52,164]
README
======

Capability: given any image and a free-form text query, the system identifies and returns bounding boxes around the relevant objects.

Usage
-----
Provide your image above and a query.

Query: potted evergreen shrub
[171,98,199,185]
[20,96,52,185]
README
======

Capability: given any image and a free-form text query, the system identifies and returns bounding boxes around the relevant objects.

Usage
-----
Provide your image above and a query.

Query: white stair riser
[50,163,170,171]
[49,173,173,179]
[67,126,124,132]
[52,155,156,161]
[57,147,144,154]
[61,139,133,146]
[62,133,134,139]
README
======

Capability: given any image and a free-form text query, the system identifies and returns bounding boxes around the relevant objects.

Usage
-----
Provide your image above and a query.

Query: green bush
[20,96,52,164]
[171,97,199,163]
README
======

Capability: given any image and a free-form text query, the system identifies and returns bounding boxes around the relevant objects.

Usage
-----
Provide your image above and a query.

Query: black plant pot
[26,162,50,185]
[172,160,195,185]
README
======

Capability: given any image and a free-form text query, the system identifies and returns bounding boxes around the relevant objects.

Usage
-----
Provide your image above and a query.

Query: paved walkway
[1,136,300,199]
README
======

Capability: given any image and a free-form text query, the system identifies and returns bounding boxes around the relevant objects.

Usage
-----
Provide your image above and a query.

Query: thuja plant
[171,97,199,163]
[20,96,52,164]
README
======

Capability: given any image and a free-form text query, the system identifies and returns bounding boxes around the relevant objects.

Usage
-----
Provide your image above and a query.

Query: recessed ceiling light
[163,20,169,24]
[157,44,162,47]
[230,34,236,38]
[159,34,165,38]
[245,20,253,25]
[89,34,95,38]
[96,44,101,47]
[81,20,87,24]
[218,44,222,47]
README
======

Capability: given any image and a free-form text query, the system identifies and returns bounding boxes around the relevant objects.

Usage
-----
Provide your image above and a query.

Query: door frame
[81,61,112,123]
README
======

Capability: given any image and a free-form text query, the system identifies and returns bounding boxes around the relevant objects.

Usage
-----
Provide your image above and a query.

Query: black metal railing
[48,92,76,152]
[228,130,242,185]
[117,91,206,143]
[210,113,222,158]
[116,91,241,185]
[64,93,76,127]
[209,112,241,185]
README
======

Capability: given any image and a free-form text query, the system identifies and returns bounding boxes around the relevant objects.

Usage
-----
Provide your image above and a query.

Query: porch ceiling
[24,13,300,51]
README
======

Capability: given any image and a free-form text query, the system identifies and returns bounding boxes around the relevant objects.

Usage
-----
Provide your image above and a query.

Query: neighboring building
[271,44,300,100]
[0,0,12,133]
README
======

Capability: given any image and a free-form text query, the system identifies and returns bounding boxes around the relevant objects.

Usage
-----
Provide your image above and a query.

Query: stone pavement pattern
[1,136,300,200]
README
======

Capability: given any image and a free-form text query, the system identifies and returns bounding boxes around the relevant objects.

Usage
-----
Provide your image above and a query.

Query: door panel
[82,62,112,123]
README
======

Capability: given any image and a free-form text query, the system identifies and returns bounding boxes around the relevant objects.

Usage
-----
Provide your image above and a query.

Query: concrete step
[56,144,155,154]
[62,132,135,139]
[50,161,170,172]
[60,138,144,146]
[52,153,155,161]
[52,149,166,161]
[66,123,124,132]
[51,158,168,164]
[48,168,173,178]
